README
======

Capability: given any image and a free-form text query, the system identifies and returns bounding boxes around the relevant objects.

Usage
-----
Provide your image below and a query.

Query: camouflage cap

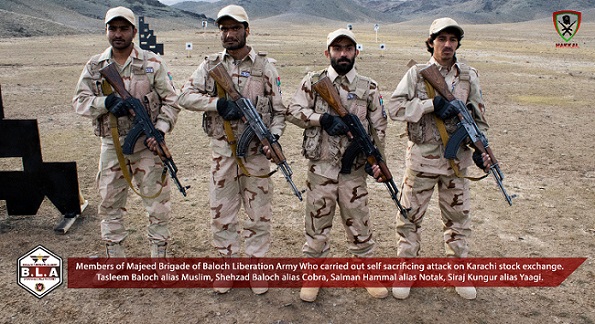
[429,17,464,37]
[326,28,357,47]
[216,5,249,26]
[105,6,136,28]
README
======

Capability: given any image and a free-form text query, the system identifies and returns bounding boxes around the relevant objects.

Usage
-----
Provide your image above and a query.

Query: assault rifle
[208,62,302,201]
[419,63,513,205]
[99,63,189,197]
[311,76,408,217]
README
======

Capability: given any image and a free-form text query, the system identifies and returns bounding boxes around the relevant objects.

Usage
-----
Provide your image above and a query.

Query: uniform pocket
[143,91,162,123]
[202,111,224,137]
[302,127,322,160]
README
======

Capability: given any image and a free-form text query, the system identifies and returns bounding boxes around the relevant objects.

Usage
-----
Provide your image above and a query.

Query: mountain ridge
[1,0,593,37]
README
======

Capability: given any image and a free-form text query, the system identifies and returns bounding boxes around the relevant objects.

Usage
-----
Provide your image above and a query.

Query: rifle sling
[217,83,273,179]
[423,80,486,181]
[103,80,165,198]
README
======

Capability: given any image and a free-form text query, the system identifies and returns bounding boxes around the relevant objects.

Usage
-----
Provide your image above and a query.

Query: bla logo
[17,245,63,298]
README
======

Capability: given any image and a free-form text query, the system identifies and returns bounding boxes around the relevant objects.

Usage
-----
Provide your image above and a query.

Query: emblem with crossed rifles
[558,15,576,36]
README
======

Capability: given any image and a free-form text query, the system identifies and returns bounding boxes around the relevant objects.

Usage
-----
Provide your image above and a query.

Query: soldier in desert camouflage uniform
[387,18,491,300]
[73,6,179,258]
[176,5,285,295]
[286,28,389,302]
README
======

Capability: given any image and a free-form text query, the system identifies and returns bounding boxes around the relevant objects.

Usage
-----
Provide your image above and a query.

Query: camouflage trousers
[209,152,273,258]
[97,137,172,244]
[397,167,471,258]
[303,167,375,258]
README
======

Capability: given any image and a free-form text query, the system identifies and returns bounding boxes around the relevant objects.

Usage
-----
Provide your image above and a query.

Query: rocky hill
[0,0,209,37]
[175,0,595,23]
[1,0,594,37]
[375,0,595,23]
[173,0,386,22]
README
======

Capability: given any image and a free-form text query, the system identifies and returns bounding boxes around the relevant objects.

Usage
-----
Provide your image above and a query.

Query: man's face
[106,18,136,50]
[325,37,358,75]
[218,18,249,51]
[430,31,459,64]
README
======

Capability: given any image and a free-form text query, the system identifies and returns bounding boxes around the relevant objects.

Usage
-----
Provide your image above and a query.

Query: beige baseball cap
[326,28,357,47]
[105,6,136,28]
[216,5,249,25]
[429,17,464,37]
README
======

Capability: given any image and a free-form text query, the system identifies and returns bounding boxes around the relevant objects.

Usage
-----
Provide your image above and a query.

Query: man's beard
[223,32,247,51]
[110,38,132,50]
[330,57,355,75]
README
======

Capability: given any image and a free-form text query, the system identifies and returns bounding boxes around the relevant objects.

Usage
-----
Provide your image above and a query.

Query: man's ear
[426,37,434,49]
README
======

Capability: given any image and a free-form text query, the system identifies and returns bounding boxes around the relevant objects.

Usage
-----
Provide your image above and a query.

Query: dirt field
[0,18,594,323]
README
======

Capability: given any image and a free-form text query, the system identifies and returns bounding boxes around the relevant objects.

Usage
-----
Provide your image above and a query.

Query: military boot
[94,242,125,287]
[392,267,415,299]
[365,286,388,299]
[455,286,477,300]
[249,258,268,295]
[299,287,320,302]
[106,242,126,258]
[213,255,237,294]
[151,242,176,285]
[392,286,411,299]
[150,242,167,258]
[354,257,388,299]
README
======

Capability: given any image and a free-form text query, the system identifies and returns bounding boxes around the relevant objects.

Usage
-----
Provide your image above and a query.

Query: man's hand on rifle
[216,98,243,120]
[105,93,131,117]
[473,149,492,172]
[432,96,459,120]
[260,134,281,160]
[145,132,164,156]
[365,162,384,183]
[320,113,349,136]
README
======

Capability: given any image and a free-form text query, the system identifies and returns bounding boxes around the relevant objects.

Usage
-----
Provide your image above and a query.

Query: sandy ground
[0,19,594,323]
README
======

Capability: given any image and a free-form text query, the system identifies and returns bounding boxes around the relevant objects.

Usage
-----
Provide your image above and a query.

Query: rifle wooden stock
[98,63,133,101]
[311,76,349,117]
[418,64,456,102]
[311,76,357,140]
[208,63,242,101]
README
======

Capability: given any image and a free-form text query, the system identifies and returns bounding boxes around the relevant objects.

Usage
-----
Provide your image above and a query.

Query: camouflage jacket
[387,57,488,175]
[73,44,179,137]
[176,47,285,157]
[287,66,387,180]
